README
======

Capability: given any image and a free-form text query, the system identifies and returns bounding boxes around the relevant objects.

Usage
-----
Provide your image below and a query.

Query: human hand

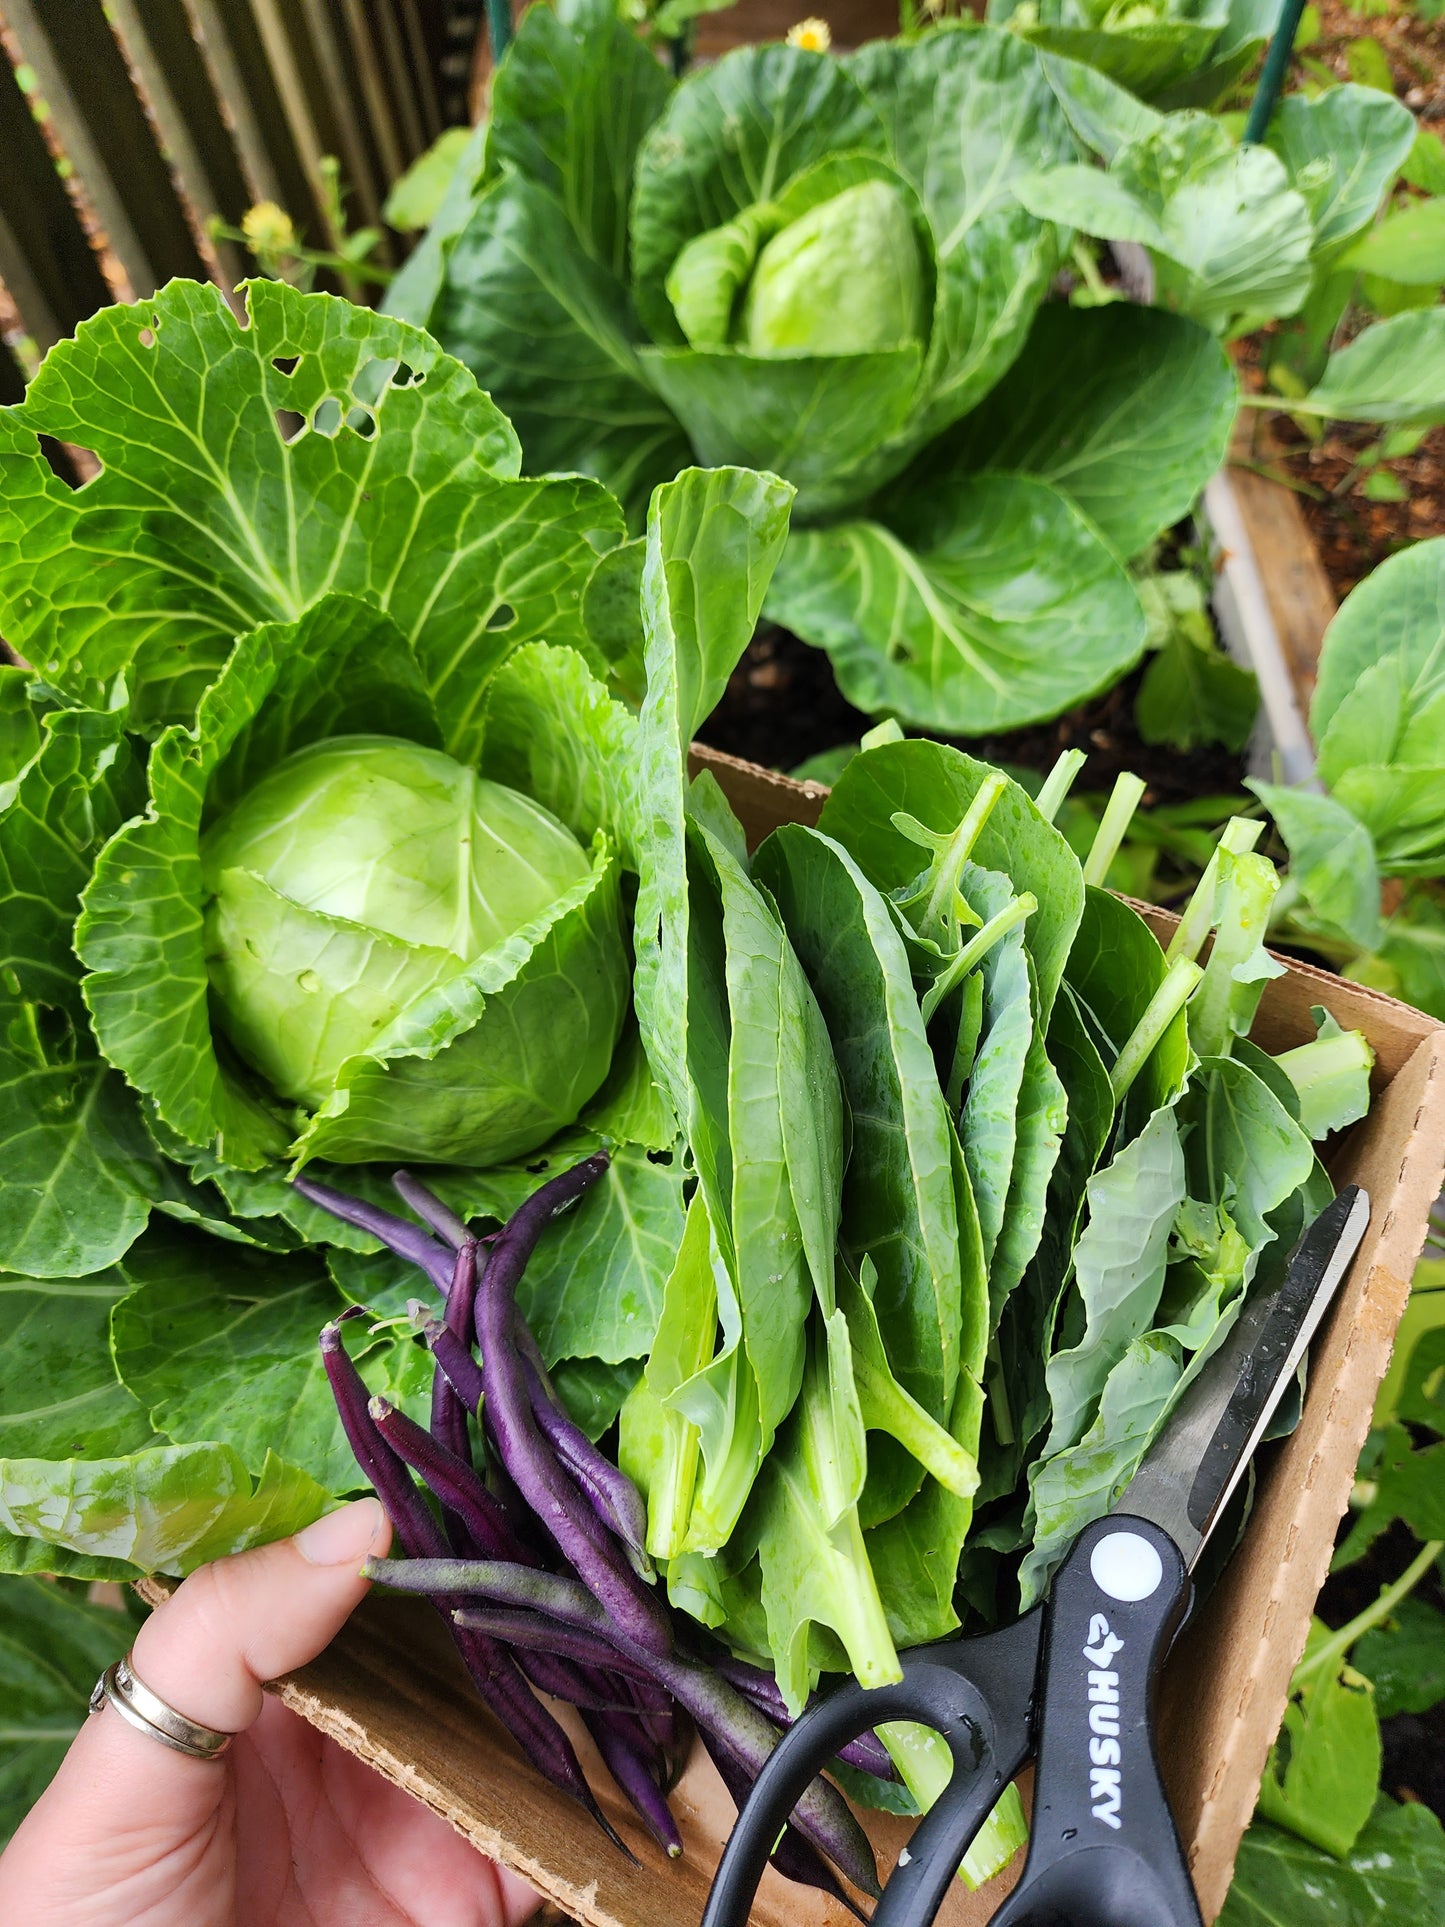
[0,1499,539,1927]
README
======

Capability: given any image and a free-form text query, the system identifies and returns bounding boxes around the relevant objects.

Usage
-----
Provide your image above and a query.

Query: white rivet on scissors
[1090,1531,1164,1603]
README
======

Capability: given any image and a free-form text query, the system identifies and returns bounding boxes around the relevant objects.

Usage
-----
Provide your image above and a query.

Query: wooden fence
[0,0,483,400]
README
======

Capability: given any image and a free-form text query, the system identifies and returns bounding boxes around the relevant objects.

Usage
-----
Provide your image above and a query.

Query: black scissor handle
[701,1612,1041,1927]
[992,1514,1201,1927]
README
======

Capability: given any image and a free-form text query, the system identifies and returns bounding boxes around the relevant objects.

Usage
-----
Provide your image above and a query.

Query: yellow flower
[786,15,832,49]
[241,200,298,257]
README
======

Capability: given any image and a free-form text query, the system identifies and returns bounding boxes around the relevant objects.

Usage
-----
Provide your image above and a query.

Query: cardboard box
[156,748,1445,1926]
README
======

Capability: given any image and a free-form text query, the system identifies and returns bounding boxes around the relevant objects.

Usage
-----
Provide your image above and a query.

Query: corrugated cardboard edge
[139,749,1445,1926]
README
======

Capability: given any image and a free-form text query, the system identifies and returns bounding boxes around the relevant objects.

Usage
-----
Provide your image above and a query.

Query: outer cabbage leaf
[1265,86,1415,257]
[108,1225,431,1493]
[433,172,691,529]
[766,472,1147,735]
[0,700,157,1276]
[845,30,1075,446]
[514,1143,685,1368]
[384,123,488,328]
[0,279,621,740]
[993,0,1228,105]
[921,303,1236,558]
[480,641,642,866]
[0,667,41,794]
[485,0,673,280]
[0,1446,328,1578]
[1154,0,1281,108]
[1038,49,1165,160]
[638,344,924,522]
[0,1268,154,1461]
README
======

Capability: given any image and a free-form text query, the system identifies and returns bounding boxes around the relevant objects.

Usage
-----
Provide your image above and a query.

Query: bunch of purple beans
[301,1151,889,1904]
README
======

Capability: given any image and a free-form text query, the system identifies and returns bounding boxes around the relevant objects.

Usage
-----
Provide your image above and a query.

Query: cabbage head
[201,735,623,1162]
[668,179,927,359]
[417,7,1244,738]
[77,592,630,1173]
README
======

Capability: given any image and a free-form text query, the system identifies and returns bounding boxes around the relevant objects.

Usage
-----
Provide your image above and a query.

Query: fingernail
[295,1497,385,1566]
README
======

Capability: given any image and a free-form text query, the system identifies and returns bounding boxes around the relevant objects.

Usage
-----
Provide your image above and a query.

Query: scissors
[702,1184,1371,1927]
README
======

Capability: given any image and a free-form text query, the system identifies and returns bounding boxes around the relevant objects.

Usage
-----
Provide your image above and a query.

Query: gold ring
[89,1654,235,1762]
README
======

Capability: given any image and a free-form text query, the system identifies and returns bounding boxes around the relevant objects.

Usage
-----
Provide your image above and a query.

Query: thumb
[128,1495,392,1736]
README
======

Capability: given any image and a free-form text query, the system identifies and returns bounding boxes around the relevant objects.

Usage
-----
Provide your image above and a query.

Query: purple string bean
[392,1168,471,1250]
[320,1324,617,1838]
[295,1177,454,1293]
[471,1156,673,1660]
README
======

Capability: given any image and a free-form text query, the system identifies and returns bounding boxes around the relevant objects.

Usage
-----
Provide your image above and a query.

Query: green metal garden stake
[1242,0,1309,143]
[487,0,513,65]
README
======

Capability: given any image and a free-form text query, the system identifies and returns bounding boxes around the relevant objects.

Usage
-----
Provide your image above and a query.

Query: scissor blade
[1116,1185,1369,1571]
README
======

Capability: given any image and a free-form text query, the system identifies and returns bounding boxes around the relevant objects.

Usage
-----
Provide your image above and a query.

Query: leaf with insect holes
[0,280,622,749]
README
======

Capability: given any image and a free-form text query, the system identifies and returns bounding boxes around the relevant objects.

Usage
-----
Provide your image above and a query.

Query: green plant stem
[1034,748,1088,824]
[1166,816,1264,963]
[1071,239,1111,304]
[1083,773,1147,887]
[1231,458,1327,502]
[1109,957,1203,1103]
[920,891,1037,1024]
[921,773,1007,940]
[1295,1539,1445,1688]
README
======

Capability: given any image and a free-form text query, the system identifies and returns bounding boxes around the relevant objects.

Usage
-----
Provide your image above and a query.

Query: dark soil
[699,622,1250,800]
[1234,387,1445,601]
[1303,0,1445,110]
[1317,1516,1445,1820]
[1262,415,1445,601]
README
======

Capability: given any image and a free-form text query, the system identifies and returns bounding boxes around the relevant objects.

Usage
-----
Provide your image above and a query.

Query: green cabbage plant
[397,0,1247,736]
[0,277,678,1283]
[986,0,1280,108]
[1016,84,1418,338]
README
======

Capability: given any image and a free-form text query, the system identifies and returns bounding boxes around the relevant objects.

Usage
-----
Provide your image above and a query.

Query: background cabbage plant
[397,0,1243,736]
[987,0,1281,108]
